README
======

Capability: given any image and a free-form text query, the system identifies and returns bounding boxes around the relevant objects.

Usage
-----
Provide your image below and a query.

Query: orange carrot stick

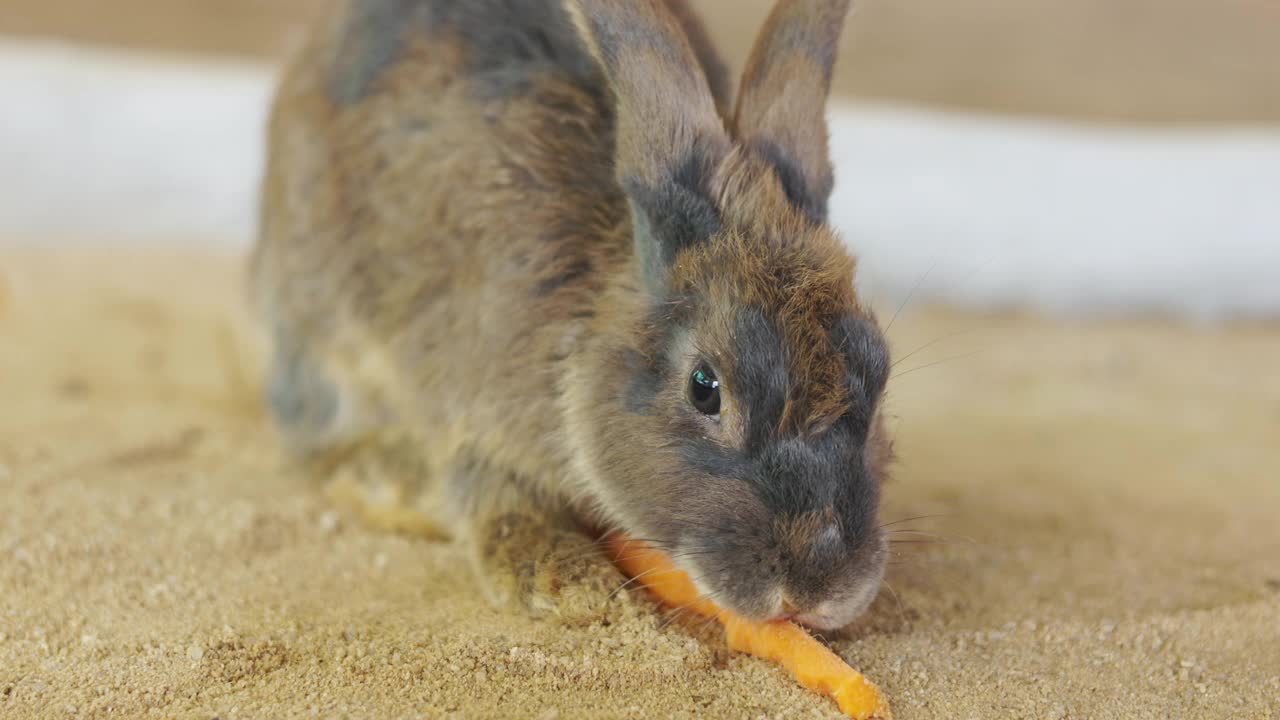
[606,534,891,720]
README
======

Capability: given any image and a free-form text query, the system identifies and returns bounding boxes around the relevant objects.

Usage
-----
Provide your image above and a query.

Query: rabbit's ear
[567,0,730,294]
[732,0,852,224]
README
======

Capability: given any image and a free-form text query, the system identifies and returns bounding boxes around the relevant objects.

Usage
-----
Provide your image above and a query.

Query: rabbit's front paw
[473,512,630,626]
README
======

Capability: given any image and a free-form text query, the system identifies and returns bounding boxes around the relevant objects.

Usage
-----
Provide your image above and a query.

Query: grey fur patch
[831,314,890,427]
[622,140,724,294]
[621,349,662,414]
[751,138,832,225]
[328,0,600,105]
[329,0,430,105]
[731,307,789,452]
[265,342,340,449]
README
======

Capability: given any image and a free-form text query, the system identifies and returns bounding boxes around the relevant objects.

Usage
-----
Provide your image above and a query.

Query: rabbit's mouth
[670,528,888,631]
[784,534,888,630]
[785,570,885,630]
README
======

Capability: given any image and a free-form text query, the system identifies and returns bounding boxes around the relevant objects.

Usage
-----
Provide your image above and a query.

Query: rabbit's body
[256,0,894,630]
[254,0,713,497]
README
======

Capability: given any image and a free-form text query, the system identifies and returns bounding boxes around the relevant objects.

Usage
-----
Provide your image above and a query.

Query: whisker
[890,349,987,381]
[694,609,724,638]
[601,548,721,594]
[879,513,951,529]
[559,536,686,564]
[883,258,937,337]
[886,529,957,540]
[890,324,985,370]
[609,544,717,562]
[880,578,909,626]
[606,565,665,602]
[888,249,997,342]
[887,529,981,547]
[656,605,696,633]
[654,589,723,634]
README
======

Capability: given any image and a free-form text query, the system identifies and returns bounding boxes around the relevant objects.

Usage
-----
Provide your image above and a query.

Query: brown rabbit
[252,0,893,631]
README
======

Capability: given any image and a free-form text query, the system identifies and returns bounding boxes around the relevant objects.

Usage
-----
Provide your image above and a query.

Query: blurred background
[1,0,1278,317]
[5,0,1280,121]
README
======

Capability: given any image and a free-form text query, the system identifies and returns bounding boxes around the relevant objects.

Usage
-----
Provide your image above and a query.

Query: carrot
[606,534,891,720]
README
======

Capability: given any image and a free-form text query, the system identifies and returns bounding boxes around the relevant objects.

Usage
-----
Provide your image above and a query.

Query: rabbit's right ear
[732,0,852,225]
[566,0,731,295]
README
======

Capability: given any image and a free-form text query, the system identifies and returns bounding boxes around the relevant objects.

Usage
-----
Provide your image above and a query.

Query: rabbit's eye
[688,366,721,416]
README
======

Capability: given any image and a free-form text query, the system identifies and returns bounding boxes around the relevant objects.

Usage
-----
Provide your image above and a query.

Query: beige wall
[2,0,1278,123]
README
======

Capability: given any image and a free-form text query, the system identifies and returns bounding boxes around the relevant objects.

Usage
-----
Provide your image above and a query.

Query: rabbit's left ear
[732,0,852,224]
[566,0,732,295]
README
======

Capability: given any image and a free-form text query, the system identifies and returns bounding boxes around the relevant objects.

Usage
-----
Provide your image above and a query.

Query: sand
[1,248,1277,719]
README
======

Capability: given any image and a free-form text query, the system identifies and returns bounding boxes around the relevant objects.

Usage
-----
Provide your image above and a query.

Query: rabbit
[251,0,893,631]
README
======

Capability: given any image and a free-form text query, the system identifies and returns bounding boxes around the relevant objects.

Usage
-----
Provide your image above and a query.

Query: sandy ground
[1,248,1278,719]
[1,0,1279,123]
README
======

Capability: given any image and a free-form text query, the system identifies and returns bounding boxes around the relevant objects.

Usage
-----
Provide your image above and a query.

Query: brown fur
[253,0,891,629]
[697,146,862,434]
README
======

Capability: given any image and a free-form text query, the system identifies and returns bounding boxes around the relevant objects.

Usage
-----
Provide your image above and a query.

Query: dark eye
[688,366,721,416]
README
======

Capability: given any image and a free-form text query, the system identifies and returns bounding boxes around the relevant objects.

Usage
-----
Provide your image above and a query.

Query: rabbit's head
[566,0,891,630]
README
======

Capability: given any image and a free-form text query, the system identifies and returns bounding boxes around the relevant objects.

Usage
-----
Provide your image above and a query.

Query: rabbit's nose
[813,524,842,555]
[793,522,842,564]
[780,507,842,557]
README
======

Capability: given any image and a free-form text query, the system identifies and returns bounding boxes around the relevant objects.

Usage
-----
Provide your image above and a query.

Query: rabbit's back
[253,1,637,464]
[256,1,624,328]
